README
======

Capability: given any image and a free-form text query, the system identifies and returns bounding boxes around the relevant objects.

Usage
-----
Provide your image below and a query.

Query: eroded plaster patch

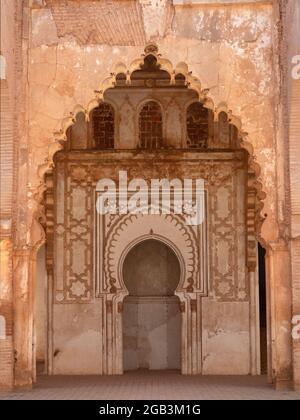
[32,9,59,48]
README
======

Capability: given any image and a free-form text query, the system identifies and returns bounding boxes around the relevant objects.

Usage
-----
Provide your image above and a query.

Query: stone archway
[96,212,207,375]
[10,42,295,391]
[41,46,269,380]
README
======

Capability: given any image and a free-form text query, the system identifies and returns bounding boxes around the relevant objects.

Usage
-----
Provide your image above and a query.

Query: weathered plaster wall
[0,240,14,389]
[53,303,103,375]
[0,0,18,390]
[123,297,181,371]
[50,147,251,375]
[0,0,16,97]
[26,0,275,379]
[3,0,297,389]
[28,2,277,244]
[0,0,16,241]
[202,299,250,374]
[284,0,300,390]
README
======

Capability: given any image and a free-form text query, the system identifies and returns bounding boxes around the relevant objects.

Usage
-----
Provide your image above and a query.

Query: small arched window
[139,101,163,149]
[93,102,115,149]
[186,102,208,148]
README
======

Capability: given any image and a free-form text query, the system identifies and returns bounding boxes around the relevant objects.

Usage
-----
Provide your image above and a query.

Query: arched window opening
[186,102,208,149]
[93,102,115,149]
[139,101,163,149]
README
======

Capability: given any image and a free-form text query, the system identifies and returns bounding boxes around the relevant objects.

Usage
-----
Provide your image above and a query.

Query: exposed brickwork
[139,101,163,149]
[93,103,114,149]
[45,0,146,46]
[186,102,208,149]
[0,337,13,390]
[0,81,14,226]
[0,301,13,337]
[0,0,23,390]
[10,0,34,389]
[0,240,14,390]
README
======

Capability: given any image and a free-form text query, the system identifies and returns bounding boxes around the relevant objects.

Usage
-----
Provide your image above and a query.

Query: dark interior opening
[258,242,267,374]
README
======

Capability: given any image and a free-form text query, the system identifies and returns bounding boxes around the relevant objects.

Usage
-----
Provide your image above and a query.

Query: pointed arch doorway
[122,239,181,371]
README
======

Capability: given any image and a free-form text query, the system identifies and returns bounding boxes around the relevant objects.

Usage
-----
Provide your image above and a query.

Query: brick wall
[0,337,13,390]
[0,241,14,390]
[0,81,13,234]
[45,0,146,46]
[0,0,17,390]
[0,0,28,390]
[0,300,13,389]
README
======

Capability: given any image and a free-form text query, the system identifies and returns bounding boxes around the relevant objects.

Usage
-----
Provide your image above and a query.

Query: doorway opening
[122,239,181,371]
[258,242,267,374]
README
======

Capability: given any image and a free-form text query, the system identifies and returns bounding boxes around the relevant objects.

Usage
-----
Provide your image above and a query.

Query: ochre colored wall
[1,0,299,390]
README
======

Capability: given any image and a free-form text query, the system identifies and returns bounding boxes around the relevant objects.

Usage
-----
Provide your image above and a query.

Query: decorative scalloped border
[35,43,265,246]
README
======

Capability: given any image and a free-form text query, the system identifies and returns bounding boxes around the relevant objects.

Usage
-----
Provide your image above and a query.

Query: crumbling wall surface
[28,1,275,377]
[0,0,17,390]
[283,0,300,390]
[0,0,16,238]
[10,0,295,386]
[28,1,276,242]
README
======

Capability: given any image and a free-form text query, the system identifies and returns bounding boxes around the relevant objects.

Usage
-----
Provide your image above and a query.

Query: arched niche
[40,44,267,381]
[66,112,88,150]
[122,239,181,371]
[123,239,180,297]
[95,210,207,375]
[65,102,116,150]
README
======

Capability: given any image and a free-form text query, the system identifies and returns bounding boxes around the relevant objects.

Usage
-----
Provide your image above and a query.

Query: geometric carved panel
[54,162,93,303]
[208,165,248,301]
[53,152,247,304]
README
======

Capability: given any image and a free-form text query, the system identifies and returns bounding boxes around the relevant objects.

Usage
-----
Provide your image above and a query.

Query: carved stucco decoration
[53,160,93,303]
[42,44,267,376]
[100,212,207,298]
[95,206,208,375]
[40,44,264,242]
[51,153,249,304]
[50,151,249,374]
[33,46,266,267]
[49,44,240,143]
